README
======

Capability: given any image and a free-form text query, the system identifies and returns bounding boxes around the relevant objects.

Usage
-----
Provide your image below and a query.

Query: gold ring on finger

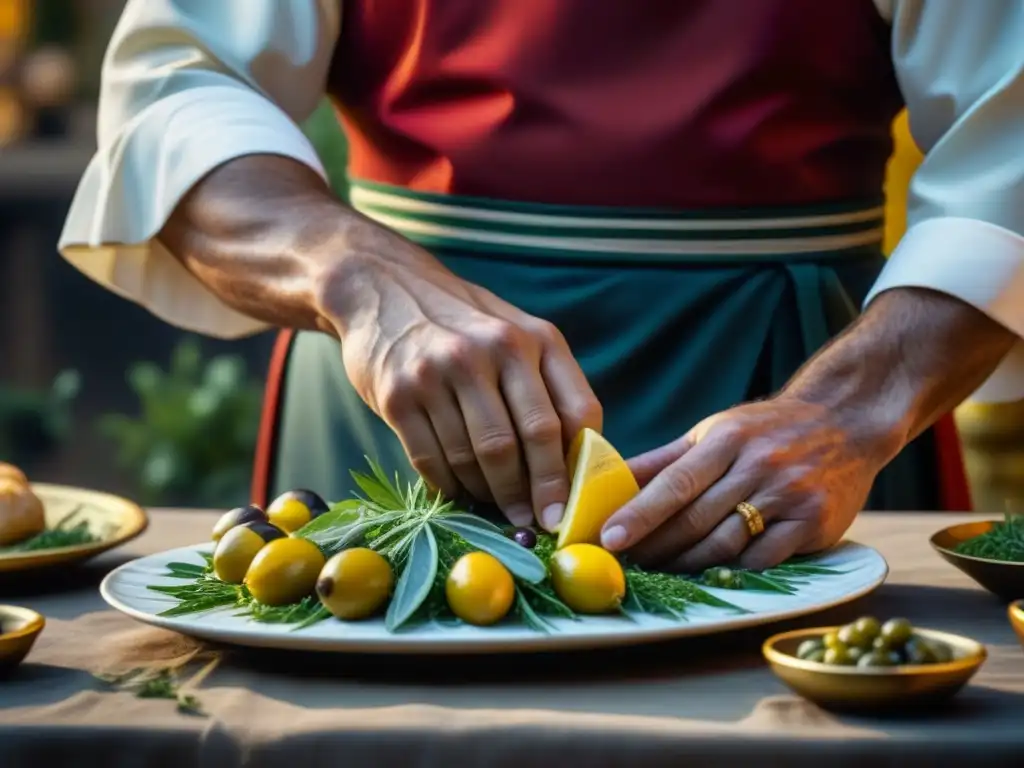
[735,501,765,537]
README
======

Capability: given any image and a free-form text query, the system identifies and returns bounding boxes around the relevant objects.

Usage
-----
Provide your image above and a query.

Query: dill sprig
[954,514,1024,562]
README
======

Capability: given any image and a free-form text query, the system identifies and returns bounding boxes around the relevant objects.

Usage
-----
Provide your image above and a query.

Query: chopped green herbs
[953,514,1024,562]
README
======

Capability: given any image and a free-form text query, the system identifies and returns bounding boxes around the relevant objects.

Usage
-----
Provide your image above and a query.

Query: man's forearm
[158,155,394,336]
[782,287,1018,461]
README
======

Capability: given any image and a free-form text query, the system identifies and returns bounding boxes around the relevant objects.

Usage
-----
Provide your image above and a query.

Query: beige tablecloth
[1,510,1022,767]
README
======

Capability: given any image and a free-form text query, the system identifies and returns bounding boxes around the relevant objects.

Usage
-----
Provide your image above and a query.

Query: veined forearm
[158,155,370,336]
[782,287,1018,461]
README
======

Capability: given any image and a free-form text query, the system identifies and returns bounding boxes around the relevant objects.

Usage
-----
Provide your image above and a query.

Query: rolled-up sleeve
[59,0,342,338]
[865,0,1024,402]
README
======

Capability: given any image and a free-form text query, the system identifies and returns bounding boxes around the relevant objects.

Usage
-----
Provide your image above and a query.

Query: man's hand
[600,287,1018,571]
[161,155,601,531]
[599,397,889,572]
[319,226,602,531]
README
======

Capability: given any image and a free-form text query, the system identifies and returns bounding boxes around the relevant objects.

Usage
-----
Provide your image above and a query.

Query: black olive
[212,503,267,542]
[513,528,537,548]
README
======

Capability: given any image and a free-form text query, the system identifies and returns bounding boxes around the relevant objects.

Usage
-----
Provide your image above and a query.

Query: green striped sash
[348,178,885,263]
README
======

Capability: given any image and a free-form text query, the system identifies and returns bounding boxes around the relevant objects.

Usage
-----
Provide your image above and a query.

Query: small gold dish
[0,605,45,674]
[930,520,1024,601]
[763,626,986,712]
[1010,600,1024,649]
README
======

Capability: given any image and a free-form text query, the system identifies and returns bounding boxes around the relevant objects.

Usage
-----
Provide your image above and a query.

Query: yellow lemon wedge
[555,428,640,549]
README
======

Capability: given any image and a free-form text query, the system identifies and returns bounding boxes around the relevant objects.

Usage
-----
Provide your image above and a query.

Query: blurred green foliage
[0,371,80,467]
[97,338,263,508]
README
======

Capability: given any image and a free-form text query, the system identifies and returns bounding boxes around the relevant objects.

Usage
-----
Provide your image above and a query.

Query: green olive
[804,649,826,663]
[853,616,881,642]
[838,624,872,650]
[872,635,893,652]
[903,637,936,665]
[857,650,900,668]
[796,638,826,660]
[823,646,854,666]
[847,646,865,663]
[925,639,953,663]
[245,536,326,606]
[880,617,913,647]
[822,631,844,651]
[213,521,285,583]
[316,547,394,620]
[212,503,267,542]
[266,489,330,533]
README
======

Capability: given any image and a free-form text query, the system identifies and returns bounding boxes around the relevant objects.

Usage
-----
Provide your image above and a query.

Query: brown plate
[763,626,986,712]
[1010,600,1024,649]
[0,484,148,573]
[929,520,1024,601]
[0,605,45,673]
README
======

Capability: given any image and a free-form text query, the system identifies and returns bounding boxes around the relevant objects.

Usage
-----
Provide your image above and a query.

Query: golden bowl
[929,521,1024,601]
[1010,600,1024,649]
[763,626,986,712]
[0,605,45,674]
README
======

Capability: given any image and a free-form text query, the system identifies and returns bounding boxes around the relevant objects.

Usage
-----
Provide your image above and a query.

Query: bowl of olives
[1010,600,1024,649]
[763,616,986,712]
[0,605,45,674]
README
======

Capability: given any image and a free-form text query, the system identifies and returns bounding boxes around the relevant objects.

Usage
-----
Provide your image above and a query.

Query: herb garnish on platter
[148,459,847,634]
[0,506,100,553]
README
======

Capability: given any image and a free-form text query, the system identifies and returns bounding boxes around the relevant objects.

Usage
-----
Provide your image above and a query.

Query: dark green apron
[268,180,939,510]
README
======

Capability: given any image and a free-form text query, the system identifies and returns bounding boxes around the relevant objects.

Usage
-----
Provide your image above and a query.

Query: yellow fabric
[883,110,924,256]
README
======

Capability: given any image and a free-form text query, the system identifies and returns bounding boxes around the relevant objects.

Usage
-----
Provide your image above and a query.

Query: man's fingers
[422,389,492,503]
[393,410,460,501]
[737,520,809,570]
[454,376,533,527]
[627,473,755,567]
[502,361,571,532]
[664,511,752,573]
[626,434,696,488]
[539,344,603,445]
[600,427,741,552]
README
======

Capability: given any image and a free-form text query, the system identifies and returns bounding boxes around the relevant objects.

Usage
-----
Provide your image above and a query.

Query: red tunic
[252,0,970,511]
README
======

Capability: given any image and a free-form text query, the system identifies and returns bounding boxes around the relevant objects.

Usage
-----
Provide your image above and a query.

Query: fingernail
[540,503,564,532]
[505,503,534,527]
[602,525,629,551]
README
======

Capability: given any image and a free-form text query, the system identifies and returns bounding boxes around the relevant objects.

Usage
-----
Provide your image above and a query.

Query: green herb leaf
[293,503,363,537]
[737,571,798,594]
[434,518,546,583]
[352,459,407,509]
[435,513,505,533]
[385,524,439,631]
[515,588,556,634]
[164,562,208,579]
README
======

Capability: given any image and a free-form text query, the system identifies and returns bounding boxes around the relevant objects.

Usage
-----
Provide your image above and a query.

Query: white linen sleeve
[58,0,342,339]
[865,0,1024,402]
